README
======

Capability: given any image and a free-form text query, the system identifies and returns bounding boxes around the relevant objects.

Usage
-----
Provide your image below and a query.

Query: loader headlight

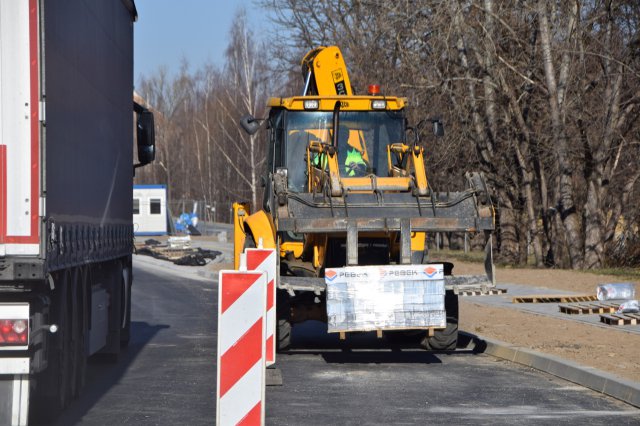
[304,100,319,110]
[371,100,387,110]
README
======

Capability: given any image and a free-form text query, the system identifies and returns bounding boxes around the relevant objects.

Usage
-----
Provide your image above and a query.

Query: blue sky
[133,0,264,84]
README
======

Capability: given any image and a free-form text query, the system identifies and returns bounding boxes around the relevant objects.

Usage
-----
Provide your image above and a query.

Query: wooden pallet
[337,327,439,340]
[600,313,640,326]
[512,294,598,304]
[558,302,619,315]
[459,288,507,297]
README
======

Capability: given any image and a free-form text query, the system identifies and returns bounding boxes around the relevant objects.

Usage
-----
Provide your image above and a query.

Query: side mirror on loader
[240,114,261,135]
[410,117,445,143]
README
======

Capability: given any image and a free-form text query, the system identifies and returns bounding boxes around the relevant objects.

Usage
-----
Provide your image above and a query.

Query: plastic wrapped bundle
[325,265,446,333]
[596,283,636,301]
[616,300,639,314]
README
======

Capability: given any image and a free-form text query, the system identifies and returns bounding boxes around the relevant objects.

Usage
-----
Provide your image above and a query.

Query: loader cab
[330,111,405,178]
[265,98,408,197]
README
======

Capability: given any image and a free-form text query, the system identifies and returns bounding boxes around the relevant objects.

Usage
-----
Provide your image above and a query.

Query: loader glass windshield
[284,111,404,191]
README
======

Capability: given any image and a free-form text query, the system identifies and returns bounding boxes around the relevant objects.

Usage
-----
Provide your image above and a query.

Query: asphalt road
[54,259,217,426]
[53,257,640,425]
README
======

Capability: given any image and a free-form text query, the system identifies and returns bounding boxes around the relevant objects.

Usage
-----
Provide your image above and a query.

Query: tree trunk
[497,202,519,265]
[537,0,583,268]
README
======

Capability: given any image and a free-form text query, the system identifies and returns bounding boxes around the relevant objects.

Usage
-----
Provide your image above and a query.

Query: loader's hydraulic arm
[301,46,353,96]
[387,143,429,196]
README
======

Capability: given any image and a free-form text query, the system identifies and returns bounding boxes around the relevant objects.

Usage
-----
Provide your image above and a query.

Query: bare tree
[134,1,640,267]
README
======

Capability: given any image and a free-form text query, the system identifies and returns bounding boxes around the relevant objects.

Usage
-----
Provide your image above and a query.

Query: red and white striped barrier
[216,269,266,426]
[245,248,277,367]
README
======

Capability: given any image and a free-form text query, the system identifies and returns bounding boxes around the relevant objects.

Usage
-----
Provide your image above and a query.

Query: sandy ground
[454,261,640,382]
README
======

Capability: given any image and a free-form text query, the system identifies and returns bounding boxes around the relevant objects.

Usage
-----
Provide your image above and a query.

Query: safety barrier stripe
[246,249,277,366]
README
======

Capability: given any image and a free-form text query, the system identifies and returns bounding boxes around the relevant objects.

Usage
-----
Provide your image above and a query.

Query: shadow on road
[284,320,485,365]
[320,350,444,364]
[51,321,169,426]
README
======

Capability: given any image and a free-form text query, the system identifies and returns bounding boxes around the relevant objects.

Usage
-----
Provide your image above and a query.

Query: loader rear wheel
[422,290,459,351]
[277,319,292,352]
[275,286,292,352]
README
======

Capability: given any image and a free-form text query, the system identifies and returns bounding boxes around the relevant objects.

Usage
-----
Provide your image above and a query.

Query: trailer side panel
[43,0,135,272]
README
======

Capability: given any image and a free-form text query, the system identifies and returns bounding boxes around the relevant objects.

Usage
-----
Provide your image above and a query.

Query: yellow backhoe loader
[235,46,495,351]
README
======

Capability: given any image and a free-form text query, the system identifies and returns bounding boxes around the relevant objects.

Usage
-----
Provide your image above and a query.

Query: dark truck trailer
[0,1,154,424]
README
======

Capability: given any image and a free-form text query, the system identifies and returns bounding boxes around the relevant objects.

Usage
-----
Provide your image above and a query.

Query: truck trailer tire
[70,267,87,399]
[120,265,132,348]
[422,290,459,351]
[96,260,123,362]
[74,266,90,396]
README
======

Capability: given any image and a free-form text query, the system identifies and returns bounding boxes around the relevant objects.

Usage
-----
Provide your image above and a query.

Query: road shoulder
[460,331,640,408]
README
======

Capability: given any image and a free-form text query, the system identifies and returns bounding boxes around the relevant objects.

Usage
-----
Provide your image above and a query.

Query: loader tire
[277,319,292,352]
[421,318,459,351]
[422,290,459,351]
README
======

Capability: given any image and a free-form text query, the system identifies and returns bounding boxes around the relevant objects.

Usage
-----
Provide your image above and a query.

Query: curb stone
[459,331,640,408]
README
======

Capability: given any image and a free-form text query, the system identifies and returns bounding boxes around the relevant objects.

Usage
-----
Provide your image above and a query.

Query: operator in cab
[344,147,367,176]
[338,127,369,177]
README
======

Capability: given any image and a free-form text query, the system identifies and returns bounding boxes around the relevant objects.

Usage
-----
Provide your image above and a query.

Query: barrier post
[216,270,266,426]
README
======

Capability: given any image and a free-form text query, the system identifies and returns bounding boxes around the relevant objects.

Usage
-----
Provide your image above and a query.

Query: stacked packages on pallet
[325,264,446,333]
